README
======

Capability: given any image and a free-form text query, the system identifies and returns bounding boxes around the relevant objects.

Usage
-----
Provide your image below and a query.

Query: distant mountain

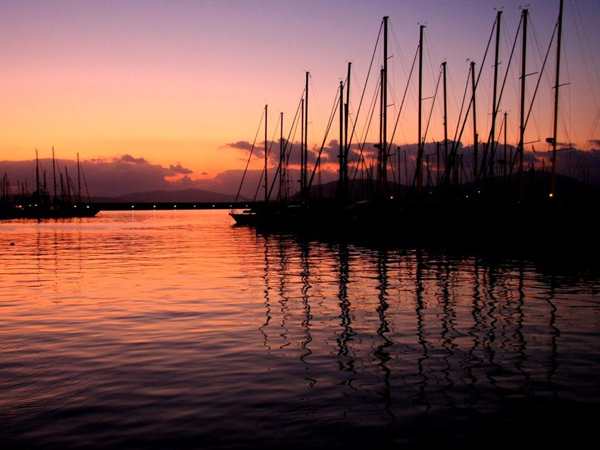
[92,188,247,203]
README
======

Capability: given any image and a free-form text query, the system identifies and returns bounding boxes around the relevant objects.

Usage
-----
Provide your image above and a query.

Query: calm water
[1,210,599,449]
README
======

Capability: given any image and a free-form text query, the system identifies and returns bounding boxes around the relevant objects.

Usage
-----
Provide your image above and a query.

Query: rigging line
[281,95,304,192]
[389,44,419,150]
[267,113,284,200]
[484,14,523,152]
[523,21,558,140]
[527,15,553,142]
[423,65,443,146]
[235,109,265,203]
[285,101,303,169]
[442,65,471,185]
[445,16,496,184]
[346,19,384,165]
[307,84,341,191]
[350,75,381,184]
[350,69,380,174]
[451,67,472,146]
[81,161,92,203]
[308,73,327,140]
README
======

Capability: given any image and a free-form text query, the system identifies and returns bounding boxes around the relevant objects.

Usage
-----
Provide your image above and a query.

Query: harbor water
[1,210,598,449]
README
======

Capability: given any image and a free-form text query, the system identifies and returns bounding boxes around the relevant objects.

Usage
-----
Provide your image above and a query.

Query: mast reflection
[256,233,569,420]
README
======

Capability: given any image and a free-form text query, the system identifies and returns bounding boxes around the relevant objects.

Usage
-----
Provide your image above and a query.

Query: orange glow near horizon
[0,1,598,184]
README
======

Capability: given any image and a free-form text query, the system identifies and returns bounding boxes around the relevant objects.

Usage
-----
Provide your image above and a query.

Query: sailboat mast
[416,24,425,195]
[518,8,528,200]
[52,146,57,201]
[264,104,268,203]
[378,67,385,196]
[279,112,284,201]
[339,79,344,199]
[442,61,448,183]
[471,61,478,182]
[77,152,81,201]
[490,10,502,178]
[550,0,564,197]
[35,149,40,195]
[382,16,388,197]
[504,112,508,179]
[303,71,309,200]
[344,61,351,195]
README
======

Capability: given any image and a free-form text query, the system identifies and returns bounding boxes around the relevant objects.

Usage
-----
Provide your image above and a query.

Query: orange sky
[1,0,599,184]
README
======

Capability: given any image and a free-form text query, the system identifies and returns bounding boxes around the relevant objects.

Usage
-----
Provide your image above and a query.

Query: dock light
[194,205,197,208]
[390,196,394,200]
[212,204,215,208]
[174,205,177,208]
[153,205,156,208]
[549,193,554,198]
[87,206,90,209]
[132,205,135,209]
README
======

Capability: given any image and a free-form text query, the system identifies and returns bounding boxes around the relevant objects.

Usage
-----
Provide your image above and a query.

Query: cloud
[168,163,193,175]
[0,155,197,198]
[225,141,254,152]
[119,154,148,164]
[4,142,600,201]
[587,139,600,149]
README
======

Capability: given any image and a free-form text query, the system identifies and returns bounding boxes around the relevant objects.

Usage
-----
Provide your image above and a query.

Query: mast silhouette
[339,79,345,200]
[550,0,564,197]
[489,10,502,178]
[416,24,425,195]
[518,8,528,201]
[52,146,57,202]
[442,61,449,185]
[264,104,268,203]
[377,16,389,199]
[302,72,309,201]
[279,112,284,201]
[471,60,478,182]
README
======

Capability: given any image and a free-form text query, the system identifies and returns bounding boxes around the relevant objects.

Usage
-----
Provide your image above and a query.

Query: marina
[229,3,600,247]
[1,1,599,448]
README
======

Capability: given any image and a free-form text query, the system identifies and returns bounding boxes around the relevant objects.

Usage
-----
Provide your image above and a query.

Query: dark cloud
[587,139,600,149]
[0,155,196,198]
[168,163,193,175]
[4,142,600,201]
[119,154,148,164]
[226,141,254,152]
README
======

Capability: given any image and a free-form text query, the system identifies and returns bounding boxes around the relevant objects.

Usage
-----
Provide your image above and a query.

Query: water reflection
[1,211,598,449]
[254,228,599,440]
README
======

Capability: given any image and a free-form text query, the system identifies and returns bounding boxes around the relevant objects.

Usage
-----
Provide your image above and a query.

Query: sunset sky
[1,0,599,196]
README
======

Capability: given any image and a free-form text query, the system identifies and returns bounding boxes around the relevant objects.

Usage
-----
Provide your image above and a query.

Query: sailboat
[0,151,99,220]
[229,6,599,249]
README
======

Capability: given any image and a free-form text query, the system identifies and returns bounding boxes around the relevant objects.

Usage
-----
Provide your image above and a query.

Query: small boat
[230,209,258,226]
